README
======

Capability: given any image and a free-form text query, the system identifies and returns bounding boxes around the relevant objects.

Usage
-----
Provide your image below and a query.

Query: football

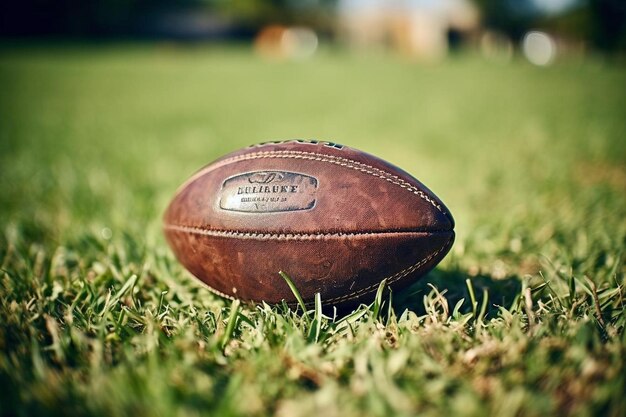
[163,140,455,308]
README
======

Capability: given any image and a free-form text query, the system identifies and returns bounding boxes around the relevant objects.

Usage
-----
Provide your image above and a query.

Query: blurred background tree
[0,0,336,39]
[475,0,626,52]
[587,0,626,51]
[217,0,336,33]
[0,0,624,53]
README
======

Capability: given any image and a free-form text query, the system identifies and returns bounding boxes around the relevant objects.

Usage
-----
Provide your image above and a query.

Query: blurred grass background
[0,43,625,416]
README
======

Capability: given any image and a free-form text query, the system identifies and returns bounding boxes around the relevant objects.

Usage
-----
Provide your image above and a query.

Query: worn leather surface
[164,140,455,307]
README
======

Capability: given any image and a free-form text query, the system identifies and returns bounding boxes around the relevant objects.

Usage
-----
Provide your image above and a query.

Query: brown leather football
[163,140,454,308]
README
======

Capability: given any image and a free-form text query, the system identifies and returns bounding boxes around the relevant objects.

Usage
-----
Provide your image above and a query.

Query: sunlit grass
[0,43,625,416]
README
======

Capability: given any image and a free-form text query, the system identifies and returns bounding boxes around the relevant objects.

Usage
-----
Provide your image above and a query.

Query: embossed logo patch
[219,171,318,213]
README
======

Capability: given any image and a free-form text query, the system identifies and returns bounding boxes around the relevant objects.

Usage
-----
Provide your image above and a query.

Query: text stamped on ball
[219,171,318,213]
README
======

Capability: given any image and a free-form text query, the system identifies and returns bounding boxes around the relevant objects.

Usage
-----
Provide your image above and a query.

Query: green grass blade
[478,288,489,323]
[466,279,478,319]
[372,279,387,320]
[279,271,309,318]
[307,292,323,343]
[220,299,241,350]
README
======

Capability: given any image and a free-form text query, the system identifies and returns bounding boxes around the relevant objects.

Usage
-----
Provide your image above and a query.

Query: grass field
[0,43,625,417]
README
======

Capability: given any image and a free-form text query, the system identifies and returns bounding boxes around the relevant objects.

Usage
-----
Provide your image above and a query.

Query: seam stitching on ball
[223,150,444,213]
[181,150,445,213]
[199,281,236,301]
[172,232,450,306]
[164,224,450,239]
[316,242,447,304]
[174,234,447,306]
